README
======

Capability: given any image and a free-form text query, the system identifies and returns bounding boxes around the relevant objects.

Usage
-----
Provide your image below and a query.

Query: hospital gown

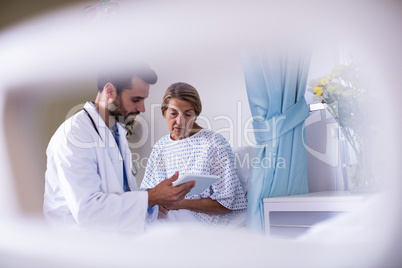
[141,129,247,225]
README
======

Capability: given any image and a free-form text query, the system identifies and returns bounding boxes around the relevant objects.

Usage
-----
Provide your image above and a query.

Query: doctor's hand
[147,172,195,208]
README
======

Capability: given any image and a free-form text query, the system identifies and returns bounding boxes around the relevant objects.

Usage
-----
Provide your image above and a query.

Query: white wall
[304,46,343,192]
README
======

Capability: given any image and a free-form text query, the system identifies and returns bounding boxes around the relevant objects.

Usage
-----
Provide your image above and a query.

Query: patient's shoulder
[152,133,172,149]
[198,129,231,150]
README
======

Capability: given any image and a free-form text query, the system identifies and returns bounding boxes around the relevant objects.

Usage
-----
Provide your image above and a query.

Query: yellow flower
[317,78,329,86]
[314,86,323,96]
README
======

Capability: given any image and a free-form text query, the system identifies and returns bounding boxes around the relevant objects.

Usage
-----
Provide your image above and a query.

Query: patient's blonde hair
[161,82,202,116]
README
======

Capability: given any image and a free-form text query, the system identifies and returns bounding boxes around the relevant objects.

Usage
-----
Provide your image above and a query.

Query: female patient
[141,82,247,226]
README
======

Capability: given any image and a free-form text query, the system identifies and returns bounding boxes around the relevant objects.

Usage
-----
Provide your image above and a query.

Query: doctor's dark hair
[97,63,157,94]
[161,82,202,116]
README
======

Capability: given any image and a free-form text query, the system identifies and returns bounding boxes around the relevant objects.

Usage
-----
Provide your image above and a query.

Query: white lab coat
[43,102,157,232]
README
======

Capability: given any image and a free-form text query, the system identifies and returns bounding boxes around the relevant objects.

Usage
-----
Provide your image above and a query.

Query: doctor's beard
[109,95,139,126]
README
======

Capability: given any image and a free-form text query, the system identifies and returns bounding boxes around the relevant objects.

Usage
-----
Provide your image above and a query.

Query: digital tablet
[172,174,220,195]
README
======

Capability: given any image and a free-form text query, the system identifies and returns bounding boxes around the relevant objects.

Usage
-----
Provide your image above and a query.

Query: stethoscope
[82,107,138,176]
[83,107,103,141]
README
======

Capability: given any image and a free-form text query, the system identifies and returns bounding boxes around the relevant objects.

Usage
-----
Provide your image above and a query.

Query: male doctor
[43,64,194,232]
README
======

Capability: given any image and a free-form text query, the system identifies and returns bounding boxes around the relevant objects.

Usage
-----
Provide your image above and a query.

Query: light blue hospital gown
[141,129,247,225]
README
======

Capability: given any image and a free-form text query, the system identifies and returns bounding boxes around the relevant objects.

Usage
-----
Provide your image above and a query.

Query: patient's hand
[158,205,168,218]
[165,198,232,215]
[147,171,195,208]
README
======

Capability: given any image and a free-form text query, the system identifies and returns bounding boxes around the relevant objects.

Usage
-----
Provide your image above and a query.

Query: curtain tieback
[252,97,309,144]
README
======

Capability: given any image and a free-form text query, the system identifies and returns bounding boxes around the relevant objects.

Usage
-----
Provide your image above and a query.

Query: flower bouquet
[307,62,373,191]
[125,120,136,137]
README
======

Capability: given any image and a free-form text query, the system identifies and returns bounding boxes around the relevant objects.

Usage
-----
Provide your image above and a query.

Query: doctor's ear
[104,83,117,100]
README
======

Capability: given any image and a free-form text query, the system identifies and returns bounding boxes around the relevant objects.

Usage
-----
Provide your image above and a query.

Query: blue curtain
[242,49,311,232]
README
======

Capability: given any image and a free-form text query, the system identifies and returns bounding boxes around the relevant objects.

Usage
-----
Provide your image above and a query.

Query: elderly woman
[141,82,247,226]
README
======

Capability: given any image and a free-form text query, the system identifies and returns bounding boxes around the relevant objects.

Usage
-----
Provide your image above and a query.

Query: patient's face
[165,98,197,140]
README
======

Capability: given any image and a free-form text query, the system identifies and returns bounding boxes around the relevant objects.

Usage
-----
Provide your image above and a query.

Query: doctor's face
[110,77,149,125]
[165,98,197,140]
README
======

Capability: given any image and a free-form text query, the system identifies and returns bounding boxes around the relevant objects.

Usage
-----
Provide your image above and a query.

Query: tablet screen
[172,174,220,195]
